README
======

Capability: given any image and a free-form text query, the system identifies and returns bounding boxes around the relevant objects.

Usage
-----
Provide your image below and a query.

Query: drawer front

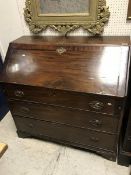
[9,100,119,134]
[5,84,121,115]
[14,116,117,151]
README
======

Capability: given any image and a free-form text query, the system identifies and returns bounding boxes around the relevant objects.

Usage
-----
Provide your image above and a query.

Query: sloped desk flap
[0,36,130,97]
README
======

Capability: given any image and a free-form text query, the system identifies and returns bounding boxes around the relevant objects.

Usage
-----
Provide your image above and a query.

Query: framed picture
[38,0,90,15]
[24,0,110,35]
[127,0,131,19]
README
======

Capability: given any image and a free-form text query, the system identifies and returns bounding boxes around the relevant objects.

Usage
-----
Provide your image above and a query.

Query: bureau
[1,36,130,161]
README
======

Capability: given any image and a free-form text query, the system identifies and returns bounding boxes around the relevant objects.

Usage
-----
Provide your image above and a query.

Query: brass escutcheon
[89,101,104,110]
[56,47,67,55]
[14,90,24,97]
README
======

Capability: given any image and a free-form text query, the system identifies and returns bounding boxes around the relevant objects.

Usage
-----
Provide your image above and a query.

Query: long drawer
[14,116,117,152]
[5,84,122,115]
[9,100,119,134]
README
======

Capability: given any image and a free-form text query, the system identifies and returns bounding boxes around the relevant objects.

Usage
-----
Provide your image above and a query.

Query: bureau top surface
[1,36,130,97]
[12,36,130,47]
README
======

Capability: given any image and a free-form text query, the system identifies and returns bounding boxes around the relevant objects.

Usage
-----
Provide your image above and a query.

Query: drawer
[5,84,121,115]
[9,100,119,134]
[14,116,117,152]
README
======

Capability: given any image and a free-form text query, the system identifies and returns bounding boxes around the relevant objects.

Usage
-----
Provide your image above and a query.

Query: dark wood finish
[118,90,131,166]
[16,129,116,161]
[123,139,131,152]
[14,116,117,152]
[127,0,131,20]
[5,84,122,116]
[0,37,130,97]
[117,135,131,166]
[9,100,119,134]
[1,36,130,162]
[123,108,131,152]
[11,36,130,46]
[117,46,131,166]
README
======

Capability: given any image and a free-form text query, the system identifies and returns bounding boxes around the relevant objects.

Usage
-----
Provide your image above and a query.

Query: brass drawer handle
[39,133,43,136]
[56,47,67,55]
[14,90,24,97]
[89,101,104,110]
[20,107,30,112]
[49,90,56,97]
[28,123,33,128]
[89,119,102,127]
[90,136,99,142]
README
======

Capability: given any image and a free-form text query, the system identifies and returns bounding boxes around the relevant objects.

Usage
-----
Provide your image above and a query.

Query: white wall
[0,0,131,60]
[0,0,24,59]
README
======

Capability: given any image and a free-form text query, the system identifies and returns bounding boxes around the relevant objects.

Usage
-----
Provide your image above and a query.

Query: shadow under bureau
[1,36,130,161]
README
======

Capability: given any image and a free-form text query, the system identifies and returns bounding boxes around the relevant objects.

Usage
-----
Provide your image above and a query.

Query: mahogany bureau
[1,36,130,161]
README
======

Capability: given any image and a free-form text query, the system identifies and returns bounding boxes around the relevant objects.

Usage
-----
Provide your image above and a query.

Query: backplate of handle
[90,136,99,142]
[89,119,102,127]
[14,90,24,97]
[56,47,67,55]
[89,101,104,110]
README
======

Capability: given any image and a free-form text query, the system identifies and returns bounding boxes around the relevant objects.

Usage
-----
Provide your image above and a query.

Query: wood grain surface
[1,36,130,97]
[1,36,130,162]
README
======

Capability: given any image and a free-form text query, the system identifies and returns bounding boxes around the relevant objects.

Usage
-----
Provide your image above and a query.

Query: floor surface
[0,112,130,175]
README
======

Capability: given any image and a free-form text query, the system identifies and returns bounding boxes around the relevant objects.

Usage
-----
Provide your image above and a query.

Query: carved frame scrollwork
[24,0,110,35]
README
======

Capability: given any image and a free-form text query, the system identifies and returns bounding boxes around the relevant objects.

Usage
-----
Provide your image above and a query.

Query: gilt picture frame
[127,0,131,20]
[24,0,110,35]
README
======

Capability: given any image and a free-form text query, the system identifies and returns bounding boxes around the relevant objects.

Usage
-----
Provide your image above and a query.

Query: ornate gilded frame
[24,0,110,35]
[127,0,131,20]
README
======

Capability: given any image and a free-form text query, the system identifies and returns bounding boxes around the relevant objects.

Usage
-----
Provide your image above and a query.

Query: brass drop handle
[48,89,56,97]
[89,119,102,127]
[56,47,67,55]
[39,133,43,136]
[14,90,24,97]
[28,123,33,128]
[89,101,104,110]
[90,136,99,142]
[21,106,30,112]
